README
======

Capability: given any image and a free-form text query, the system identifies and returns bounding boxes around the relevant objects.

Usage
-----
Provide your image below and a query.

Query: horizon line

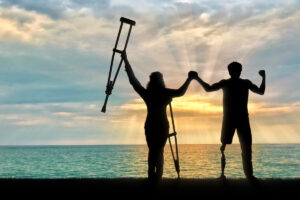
[0,143,299,147]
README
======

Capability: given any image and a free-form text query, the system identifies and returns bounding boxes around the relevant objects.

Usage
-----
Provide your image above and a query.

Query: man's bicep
[248,80,260,93]
[210,80,225,91]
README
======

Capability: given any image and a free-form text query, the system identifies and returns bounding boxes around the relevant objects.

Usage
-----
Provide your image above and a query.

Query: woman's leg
[155,136,167,179]
[148,149,155,179]
[146,132,157,180]
[145,127,168,180]
[155,147,164,179]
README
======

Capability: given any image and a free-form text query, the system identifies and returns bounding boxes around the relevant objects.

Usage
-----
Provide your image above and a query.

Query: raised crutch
[101,17,136,113]
[168,102,180,179]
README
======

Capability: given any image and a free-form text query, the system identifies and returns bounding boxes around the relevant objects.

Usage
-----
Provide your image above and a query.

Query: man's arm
[196,76,224,92]
[249,70,265,95]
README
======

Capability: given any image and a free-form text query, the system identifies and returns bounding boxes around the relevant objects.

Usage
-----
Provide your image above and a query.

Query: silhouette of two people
[122,51,266,180]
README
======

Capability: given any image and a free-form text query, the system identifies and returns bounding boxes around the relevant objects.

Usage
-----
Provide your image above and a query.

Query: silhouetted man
[193,62,265,180]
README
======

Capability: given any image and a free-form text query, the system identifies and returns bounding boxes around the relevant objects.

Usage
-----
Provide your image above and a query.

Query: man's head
[228,62,242,79]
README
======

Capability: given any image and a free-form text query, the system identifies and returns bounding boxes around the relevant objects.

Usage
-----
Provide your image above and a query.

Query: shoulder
[221,79,228,82]
[242,79,252,84]
[219,79,228,84]
[240,79,254,88]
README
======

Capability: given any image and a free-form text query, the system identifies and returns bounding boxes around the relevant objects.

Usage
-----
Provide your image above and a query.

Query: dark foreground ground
[0,178,299,199]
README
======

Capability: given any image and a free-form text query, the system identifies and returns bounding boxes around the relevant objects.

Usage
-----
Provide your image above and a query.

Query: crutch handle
[120,17,136,26]
[101,81,113,113]
[113,48,123,54]
[105,81,113,95]
[168,132,177,137]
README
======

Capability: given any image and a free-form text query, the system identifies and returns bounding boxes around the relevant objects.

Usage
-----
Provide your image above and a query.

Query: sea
[0,144,299,178]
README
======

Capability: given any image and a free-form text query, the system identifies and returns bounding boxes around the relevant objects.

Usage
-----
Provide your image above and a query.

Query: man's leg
[237,117,254,179]
[220,144,226,178]
[220,117,235,178]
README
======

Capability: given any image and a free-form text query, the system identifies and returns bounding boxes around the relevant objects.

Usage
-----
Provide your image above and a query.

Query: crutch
[101,17,136,113]
[168,102,180,179]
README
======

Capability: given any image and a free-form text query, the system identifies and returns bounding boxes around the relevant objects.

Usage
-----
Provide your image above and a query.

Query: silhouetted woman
[122,52,193,180]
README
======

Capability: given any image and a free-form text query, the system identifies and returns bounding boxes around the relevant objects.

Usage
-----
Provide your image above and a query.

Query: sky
[0,0,299,145]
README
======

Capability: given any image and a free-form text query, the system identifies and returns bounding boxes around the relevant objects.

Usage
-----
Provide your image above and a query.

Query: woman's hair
[146,71,166,90]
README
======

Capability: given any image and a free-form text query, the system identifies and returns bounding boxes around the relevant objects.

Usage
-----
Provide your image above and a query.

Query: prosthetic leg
[168,102,180,179]
[101,17,136,113]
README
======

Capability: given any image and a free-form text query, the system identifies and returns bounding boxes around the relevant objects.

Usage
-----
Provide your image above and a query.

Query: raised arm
[166,71,195,98]
[196,76,224,92]
[121,52,146,96]
[249,70,265,95]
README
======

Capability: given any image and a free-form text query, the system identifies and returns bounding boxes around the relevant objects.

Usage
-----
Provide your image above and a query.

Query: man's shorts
[221,115,252,145]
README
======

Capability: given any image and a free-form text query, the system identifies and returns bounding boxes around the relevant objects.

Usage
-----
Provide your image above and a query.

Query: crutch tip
[101,106,106,113]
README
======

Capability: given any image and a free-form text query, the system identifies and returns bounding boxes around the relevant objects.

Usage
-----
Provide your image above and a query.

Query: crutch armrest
[120,17,136,26]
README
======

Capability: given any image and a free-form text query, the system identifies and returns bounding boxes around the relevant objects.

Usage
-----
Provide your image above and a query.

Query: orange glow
[120,96,300,116]
[112,97,300,144]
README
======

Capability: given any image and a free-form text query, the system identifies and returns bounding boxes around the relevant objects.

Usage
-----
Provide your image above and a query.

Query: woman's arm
[121,52,146,96]
[166,72,195,97]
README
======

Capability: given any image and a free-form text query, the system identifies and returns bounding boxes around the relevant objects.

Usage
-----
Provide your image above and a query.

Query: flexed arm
[121,52,146,96]
[249,70,266,95]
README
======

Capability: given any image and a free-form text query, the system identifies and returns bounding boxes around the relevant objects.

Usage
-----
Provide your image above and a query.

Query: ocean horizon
[0,144,299,179]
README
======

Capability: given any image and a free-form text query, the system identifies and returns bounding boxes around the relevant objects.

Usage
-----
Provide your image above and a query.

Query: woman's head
[147,71,165,90]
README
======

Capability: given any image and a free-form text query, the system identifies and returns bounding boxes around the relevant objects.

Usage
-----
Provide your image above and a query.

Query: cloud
[13,119,46,126]
[0,102,114,144]
[53,112,74,117]
[0,6,117,54]
[1,0,76,19]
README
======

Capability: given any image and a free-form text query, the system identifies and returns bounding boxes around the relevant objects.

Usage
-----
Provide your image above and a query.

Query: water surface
[0,144,299,178]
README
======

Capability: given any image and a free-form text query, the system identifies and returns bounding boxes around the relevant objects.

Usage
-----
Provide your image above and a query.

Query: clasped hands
[188,71,200,80]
